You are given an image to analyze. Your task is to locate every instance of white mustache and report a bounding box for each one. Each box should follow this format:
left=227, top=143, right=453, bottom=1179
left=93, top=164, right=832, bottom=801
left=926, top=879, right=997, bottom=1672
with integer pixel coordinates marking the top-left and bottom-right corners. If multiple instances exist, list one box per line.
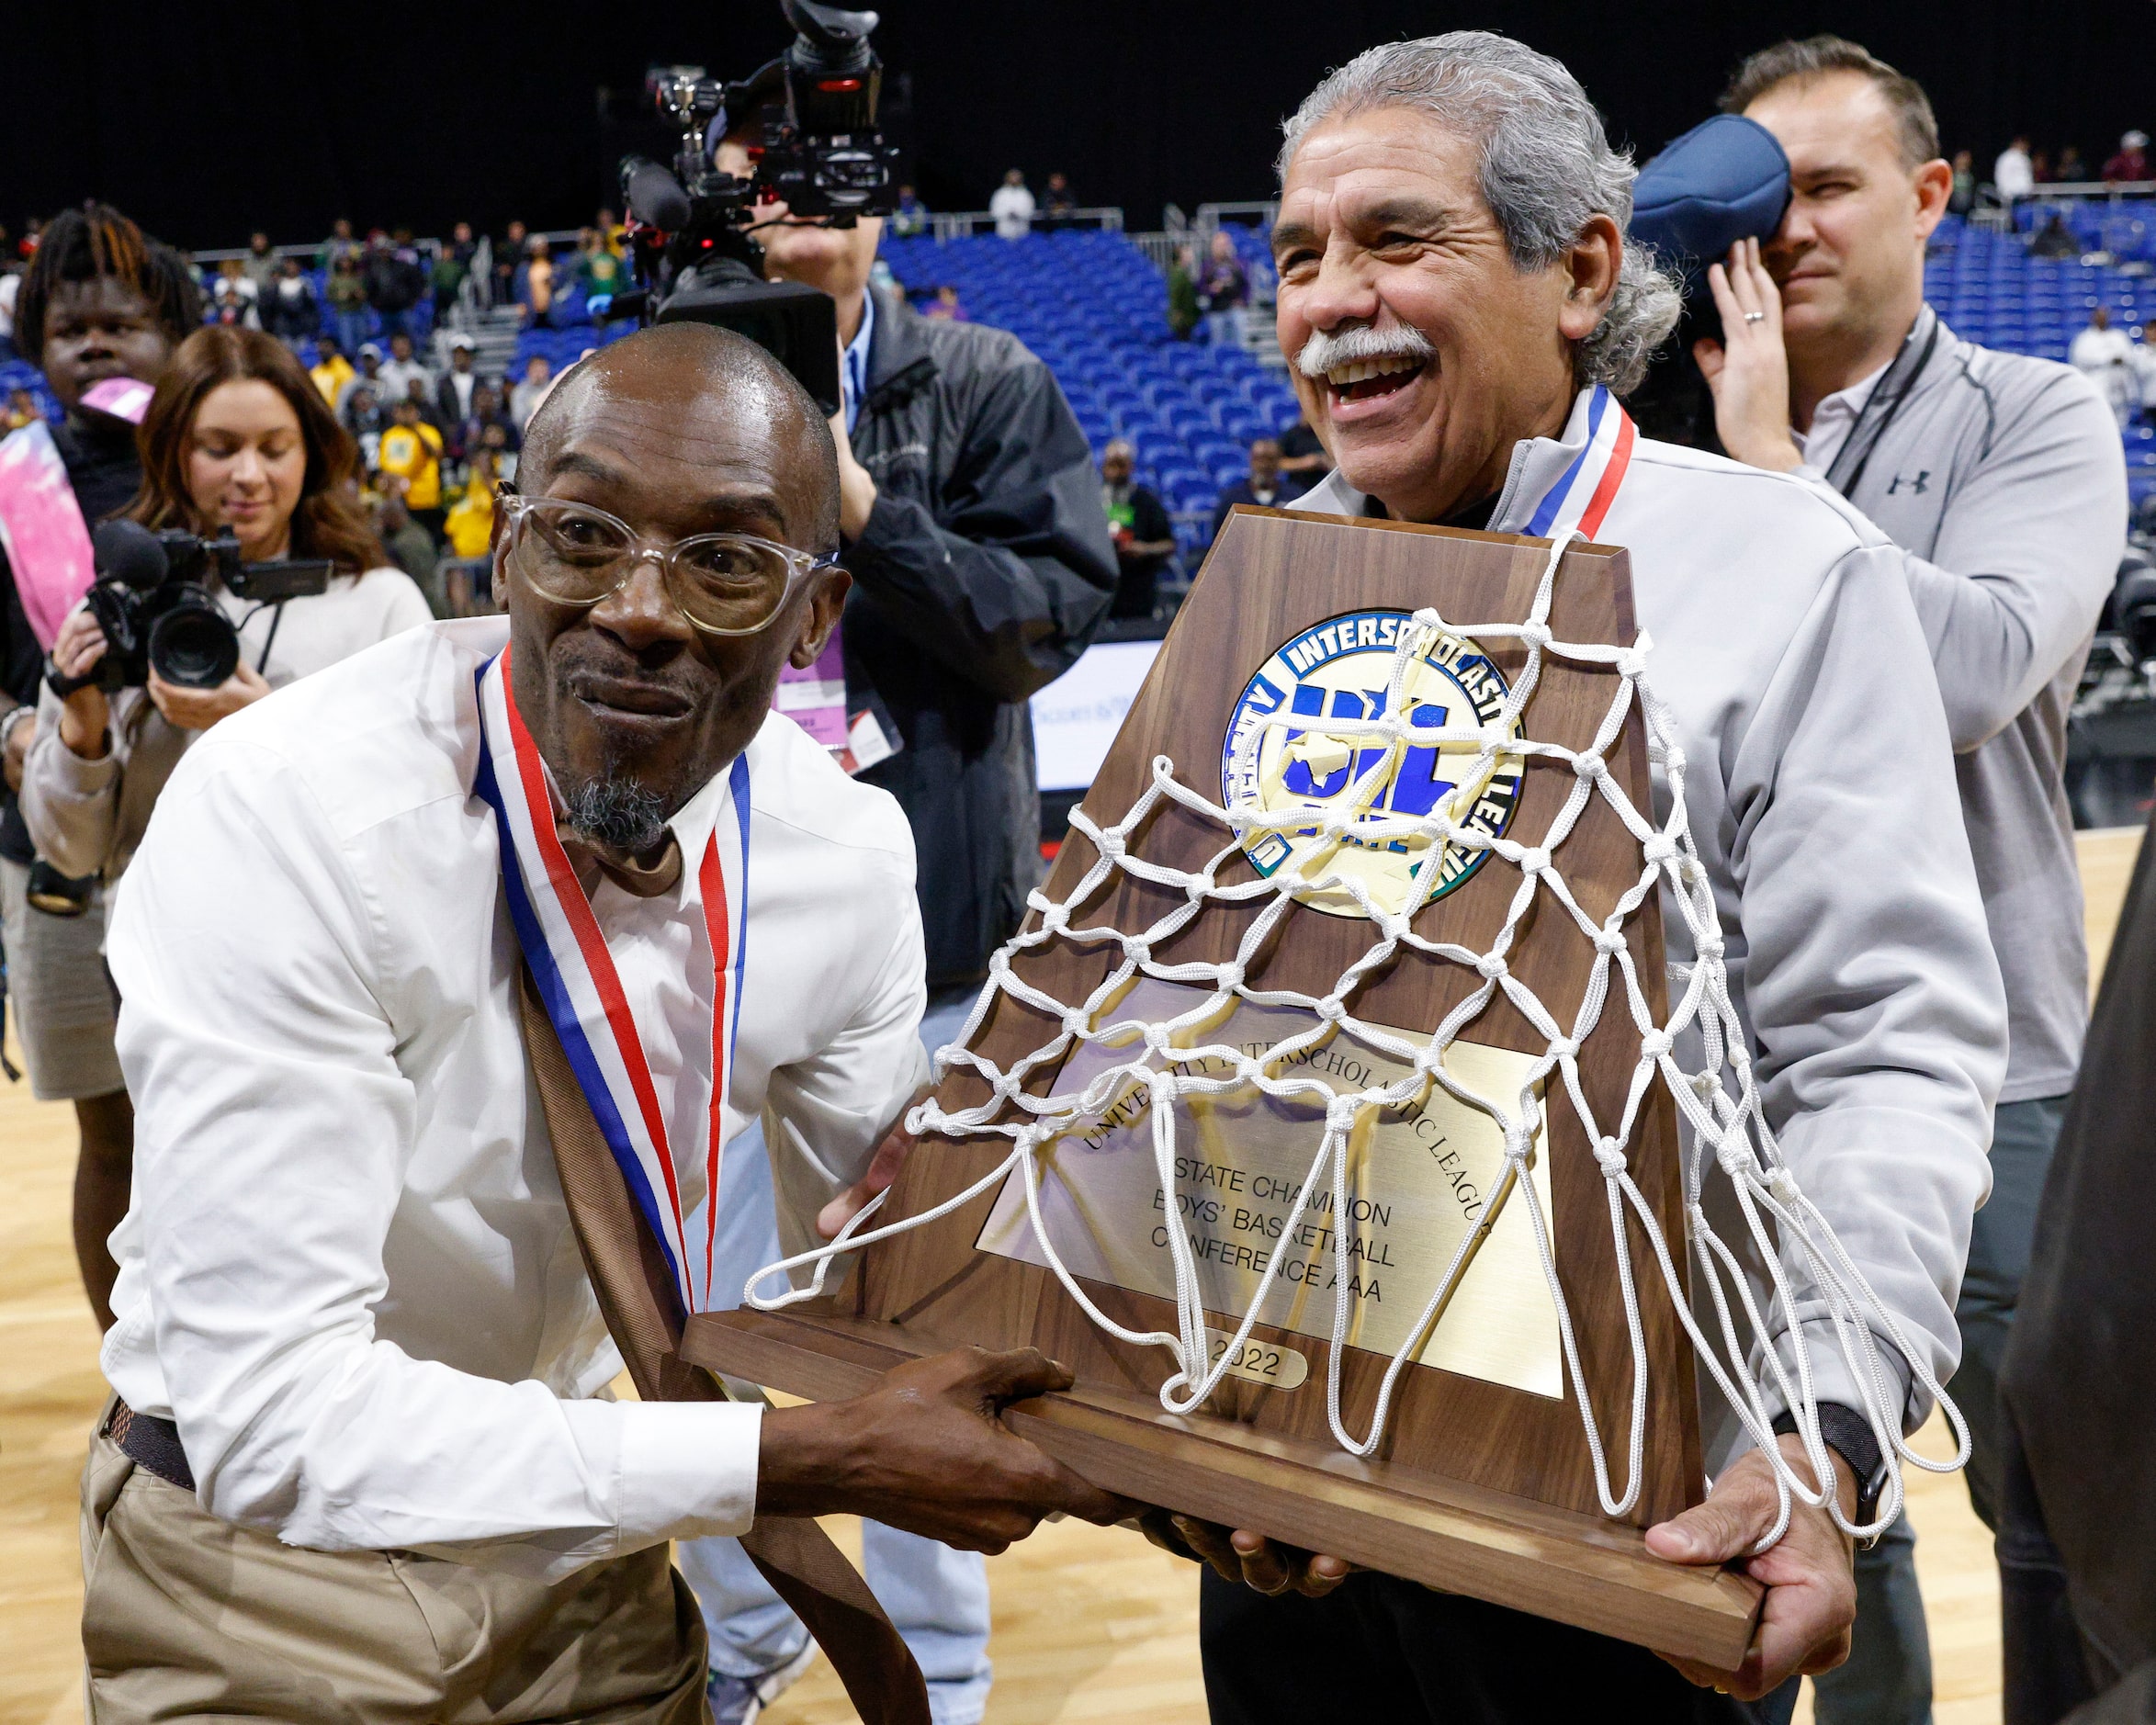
left=1295, top=323, right=1436, bottom=379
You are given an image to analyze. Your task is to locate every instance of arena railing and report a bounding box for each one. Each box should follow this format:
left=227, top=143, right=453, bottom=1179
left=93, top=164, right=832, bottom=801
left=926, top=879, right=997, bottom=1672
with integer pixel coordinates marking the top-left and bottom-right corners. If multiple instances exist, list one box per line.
left=927, top=206, right=1124, bottom=241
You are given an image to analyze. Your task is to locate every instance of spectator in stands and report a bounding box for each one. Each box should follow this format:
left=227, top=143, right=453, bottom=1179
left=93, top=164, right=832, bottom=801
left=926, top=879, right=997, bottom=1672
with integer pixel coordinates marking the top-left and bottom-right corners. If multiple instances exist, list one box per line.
left=433, top=220, right=476, bottom=305
left=1199, top=231, right=1250, bottom=347
left=676, top=119, right=1116, bottom=1725
left=891, top=184, right=930, bottom=238
left=315, top=218, right=358, bottom=271
left=342, top=385, right=385, bottom=468
left=1211, top=437, right=1288, bottom=536
left=241, top=231, right=278, bottom=292
left=2071, top=304, right=2139, bottom=428
left=2030, top=211, right=2080, bottom=259
left=372, top=491, right=442, bottom=614
left=210, top=258, right=260, bottom=330
left=376, top=330, right=433, bottom=409
left=6, top=387, right=37, bottom=431
left=493, top=219, right=527, bottom=306
left=435, top=331, right=480, bottom=427
left=1948, top=149, right=1976, bottom=215
left=307, top=333, right=354, bottom=406
left=922, top=284, right=969, bottom=321
left=509, top=353, right=552, bottom=430
left=325, top=252, right=368, bottom=356
left=442, top=445, right=500, bottom=561
left=1276, top=408, right=1331, bottom=496
left=449, top=382, right=518, bottom=466
left=378, top=396, right=446, bottom=544
left=515, top=235, right=556, bottom=328
left=0, top=270, right=18, bottom=361
left=0, top=209, right=200, bottom=1332
left=362, top=232, right=425, bottom=342
left=2056, top=144, right=2088, bottom=183
left=2031, top=148, right=2055, bottom=184
left=1994, top=134, right=2036, bottom=202
left=262, top=256, right=319, bottom=348
left=1043, top=171, right=1078, bottom=231
left=1168, top=243, right=1201, bottom=340
left=1705, top=39, right=2128, bottom=1723
left=573, top=226, right=623, bottom=298
left=990, top=168, right=1036, bottom=240
left=339, top=341, right=386, bottom=415
left=2103, top=130, right=2150, bottom=183
left=1101, top=439, right=1176, bottom=618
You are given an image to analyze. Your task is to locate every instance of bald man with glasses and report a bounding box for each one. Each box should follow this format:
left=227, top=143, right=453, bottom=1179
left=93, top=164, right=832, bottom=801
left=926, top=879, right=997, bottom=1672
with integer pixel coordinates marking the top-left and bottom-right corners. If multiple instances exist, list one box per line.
left=80, top=324, right=1123, bottom=1724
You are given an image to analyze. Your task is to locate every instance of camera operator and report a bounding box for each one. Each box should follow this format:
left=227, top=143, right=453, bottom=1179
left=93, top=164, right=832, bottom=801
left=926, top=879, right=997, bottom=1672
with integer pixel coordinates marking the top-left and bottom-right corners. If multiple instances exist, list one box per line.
left=672, top=128, right=1116, bottom=1725
left=21, top=327, right=430, bottom=1319
left=0, top=202, right=198, bottom=1335
left=1694, top=39, right=2128, bottom=1725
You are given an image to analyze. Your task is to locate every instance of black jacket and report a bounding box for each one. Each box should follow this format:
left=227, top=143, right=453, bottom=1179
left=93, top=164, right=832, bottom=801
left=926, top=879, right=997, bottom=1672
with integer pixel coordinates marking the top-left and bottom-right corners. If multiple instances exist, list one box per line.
left=844, top=287, right=1115, bottom=987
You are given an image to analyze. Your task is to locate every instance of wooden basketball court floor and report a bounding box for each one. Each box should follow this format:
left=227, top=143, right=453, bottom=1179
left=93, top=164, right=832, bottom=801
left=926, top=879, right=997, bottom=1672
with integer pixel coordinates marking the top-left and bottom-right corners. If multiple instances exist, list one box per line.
left=3, top=826, right=2143, bottom=1725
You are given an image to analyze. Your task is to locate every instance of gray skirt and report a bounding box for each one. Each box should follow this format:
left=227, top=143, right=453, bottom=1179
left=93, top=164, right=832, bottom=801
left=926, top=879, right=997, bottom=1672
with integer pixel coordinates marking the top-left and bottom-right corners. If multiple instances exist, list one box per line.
left=0, top=855, right=125, bottom=1102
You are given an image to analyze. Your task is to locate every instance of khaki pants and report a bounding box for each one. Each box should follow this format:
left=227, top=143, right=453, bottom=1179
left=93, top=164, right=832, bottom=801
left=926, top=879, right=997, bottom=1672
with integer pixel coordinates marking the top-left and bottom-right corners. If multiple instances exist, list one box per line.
left=80, top=1422, right=710, bottom=1723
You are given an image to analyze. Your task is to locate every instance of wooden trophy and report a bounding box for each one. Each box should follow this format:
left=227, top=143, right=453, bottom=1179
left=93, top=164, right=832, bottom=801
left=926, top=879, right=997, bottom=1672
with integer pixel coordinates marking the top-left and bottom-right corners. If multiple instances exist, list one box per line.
left=683, top=506, right=1763, bottom=1665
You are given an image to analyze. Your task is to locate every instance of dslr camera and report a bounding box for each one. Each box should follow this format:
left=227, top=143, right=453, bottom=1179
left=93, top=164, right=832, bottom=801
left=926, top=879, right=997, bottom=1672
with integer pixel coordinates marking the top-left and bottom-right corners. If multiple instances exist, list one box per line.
left=48, top=518, right=333, bottom=696
left=612, top=0, right=905, bottom=415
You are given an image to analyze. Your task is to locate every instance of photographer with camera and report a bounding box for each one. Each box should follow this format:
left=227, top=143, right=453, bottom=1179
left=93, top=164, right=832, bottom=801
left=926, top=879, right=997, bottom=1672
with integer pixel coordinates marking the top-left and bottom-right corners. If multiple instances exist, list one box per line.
left=21, top=327, right=430, bottom=1321
left=0, top=202, right=198, bottom=1335
left=1692, top=39, right=2128, bottom=1725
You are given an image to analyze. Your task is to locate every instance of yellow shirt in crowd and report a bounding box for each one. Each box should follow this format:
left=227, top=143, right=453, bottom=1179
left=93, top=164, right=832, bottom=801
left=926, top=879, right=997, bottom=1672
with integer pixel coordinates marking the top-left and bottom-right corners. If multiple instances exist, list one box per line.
left=310, top=354, right=355, bottom=407
left=443, top=475, right=495, bottom=558
left=378, top=422, right=444, bottom=510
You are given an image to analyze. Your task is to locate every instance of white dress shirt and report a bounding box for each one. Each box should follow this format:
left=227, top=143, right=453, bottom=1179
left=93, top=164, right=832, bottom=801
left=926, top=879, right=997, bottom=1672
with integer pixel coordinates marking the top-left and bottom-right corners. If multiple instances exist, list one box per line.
left=1298, top=390, right=2007, bottom=1470
left=102, top=617, right=929, bottom=1577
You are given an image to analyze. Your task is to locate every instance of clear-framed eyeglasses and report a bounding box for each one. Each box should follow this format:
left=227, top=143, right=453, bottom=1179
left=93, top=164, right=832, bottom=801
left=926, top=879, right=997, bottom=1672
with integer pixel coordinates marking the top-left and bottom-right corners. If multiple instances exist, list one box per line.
left=497, top=490, right=839, bottom=637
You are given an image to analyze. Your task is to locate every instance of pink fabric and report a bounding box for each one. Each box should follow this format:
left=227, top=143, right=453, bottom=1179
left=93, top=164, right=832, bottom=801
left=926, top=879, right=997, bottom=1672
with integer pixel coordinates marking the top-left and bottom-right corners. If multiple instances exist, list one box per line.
left=80, top=378, right=154, bottom=424
left=0, top=422, right=96, bottom=649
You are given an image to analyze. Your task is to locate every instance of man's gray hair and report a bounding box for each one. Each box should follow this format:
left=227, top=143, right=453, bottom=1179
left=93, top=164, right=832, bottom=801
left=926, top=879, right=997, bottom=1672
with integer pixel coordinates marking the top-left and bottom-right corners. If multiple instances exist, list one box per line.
left=1277, top=31, right=1681, bottom=396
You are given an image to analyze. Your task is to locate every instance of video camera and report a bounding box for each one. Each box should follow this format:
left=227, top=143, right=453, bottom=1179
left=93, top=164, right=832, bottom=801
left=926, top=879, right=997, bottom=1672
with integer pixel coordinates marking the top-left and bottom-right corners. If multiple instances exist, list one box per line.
left=610, top=0, right=905, bottom=416
left=48, top=518, right=333, bottom=696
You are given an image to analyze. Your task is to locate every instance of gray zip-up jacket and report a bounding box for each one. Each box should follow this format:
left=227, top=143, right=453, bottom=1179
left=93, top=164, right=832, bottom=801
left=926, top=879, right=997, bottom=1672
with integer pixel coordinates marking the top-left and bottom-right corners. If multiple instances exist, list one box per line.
left=1299, top=392, right=2006, bottom=1461
left=1797, top=306, right=2127, bottom=1103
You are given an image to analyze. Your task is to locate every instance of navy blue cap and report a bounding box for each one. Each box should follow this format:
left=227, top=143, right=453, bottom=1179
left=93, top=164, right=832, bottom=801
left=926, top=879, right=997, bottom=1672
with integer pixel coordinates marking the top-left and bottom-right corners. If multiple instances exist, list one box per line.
left=1630, top=115, right=1791, bottom=269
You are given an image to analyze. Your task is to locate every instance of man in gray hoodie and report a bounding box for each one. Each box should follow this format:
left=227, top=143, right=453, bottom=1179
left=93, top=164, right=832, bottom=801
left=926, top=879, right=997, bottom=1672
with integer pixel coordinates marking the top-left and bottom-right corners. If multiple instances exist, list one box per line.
left=1698, top=35, right=2129, bottom=1725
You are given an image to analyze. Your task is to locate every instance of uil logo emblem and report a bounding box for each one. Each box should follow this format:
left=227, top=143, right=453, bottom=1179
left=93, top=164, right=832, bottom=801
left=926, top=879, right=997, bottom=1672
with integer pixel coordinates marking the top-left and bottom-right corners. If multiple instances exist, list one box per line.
left=1219, top=609, right=1526, bottom=920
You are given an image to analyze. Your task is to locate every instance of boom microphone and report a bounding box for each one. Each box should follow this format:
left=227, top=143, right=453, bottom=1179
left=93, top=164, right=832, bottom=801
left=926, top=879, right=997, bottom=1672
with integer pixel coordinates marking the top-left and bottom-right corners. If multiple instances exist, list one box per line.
left=92, top=519, right=169, bottom=592
left=621, top=157, right=694, bottom=232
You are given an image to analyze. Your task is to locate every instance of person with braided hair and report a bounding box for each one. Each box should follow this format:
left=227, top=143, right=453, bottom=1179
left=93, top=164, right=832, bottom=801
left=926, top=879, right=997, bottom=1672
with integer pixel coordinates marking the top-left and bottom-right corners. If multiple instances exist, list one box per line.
left=0, top=201, right=198, bottom=1331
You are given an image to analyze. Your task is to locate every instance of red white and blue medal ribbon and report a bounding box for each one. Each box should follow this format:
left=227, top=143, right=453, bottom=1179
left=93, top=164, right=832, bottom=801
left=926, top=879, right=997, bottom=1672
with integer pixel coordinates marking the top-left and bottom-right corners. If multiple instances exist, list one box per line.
left=472, top=648, right=751, bottom=1315
left=1521, top=383, right=1636, bottom=541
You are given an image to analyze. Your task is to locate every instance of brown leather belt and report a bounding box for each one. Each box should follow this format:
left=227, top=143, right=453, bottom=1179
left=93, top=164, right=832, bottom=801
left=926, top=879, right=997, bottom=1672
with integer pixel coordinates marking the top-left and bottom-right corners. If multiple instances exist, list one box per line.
left=107, top=1399, right=196, bottom=1492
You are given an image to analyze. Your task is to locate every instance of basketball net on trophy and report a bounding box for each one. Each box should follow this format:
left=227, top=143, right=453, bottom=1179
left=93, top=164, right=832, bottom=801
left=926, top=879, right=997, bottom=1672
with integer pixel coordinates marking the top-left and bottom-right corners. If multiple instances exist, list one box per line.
left=748, top=526, right=1966, bottom=1552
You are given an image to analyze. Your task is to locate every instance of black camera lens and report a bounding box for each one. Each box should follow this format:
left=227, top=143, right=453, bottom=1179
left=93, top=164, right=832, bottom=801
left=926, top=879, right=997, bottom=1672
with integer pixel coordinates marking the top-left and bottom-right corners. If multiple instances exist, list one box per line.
left=148, top=599, right=242, bottom=689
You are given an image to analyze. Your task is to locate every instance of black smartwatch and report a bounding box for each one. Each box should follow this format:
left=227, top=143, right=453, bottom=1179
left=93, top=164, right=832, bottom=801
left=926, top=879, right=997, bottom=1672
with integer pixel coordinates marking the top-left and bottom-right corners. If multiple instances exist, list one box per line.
left=1770, top=1403, right=1890, bottom=1543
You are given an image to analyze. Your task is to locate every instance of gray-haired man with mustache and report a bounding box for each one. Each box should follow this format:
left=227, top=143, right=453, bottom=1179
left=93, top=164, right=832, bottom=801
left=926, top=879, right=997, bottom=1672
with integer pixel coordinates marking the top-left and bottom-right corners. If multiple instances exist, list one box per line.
left=1174, top=33, right=2007, bottom=1725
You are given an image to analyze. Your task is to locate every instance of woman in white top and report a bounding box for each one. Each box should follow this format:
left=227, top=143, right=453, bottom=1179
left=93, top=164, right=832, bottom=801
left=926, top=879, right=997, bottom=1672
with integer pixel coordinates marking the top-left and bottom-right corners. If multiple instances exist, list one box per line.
left=22, top=324, right=430, bottom=1331
left=26, top=324, right=433, bottom=885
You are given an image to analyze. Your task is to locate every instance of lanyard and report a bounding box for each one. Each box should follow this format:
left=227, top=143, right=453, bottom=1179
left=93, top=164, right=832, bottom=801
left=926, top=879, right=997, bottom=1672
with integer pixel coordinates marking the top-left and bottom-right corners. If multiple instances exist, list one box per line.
left=1824, top=311, right=1941, bottom=501
left=471, top=648, right=751, bottom=1314
left=1523, top=383, right=1639, bottom=542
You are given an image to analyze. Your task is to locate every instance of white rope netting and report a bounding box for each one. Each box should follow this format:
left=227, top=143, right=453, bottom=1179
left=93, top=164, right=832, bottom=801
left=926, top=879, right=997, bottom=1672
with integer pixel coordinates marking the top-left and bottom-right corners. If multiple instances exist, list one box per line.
left=748, top=532, right=1966, bottom=1546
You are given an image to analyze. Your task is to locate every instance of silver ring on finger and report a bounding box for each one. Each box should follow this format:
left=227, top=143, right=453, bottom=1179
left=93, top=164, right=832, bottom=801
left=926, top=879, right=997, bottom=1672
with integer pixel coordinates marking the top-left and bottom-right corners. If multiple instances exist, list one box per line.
left=1744, top=310, right=1766, bottom=323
